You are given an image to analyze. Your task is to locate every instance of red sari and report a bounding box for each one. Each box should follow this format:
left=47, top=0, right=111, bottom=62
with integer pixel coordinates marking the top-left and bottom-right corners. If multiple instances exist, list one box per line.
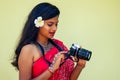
left=32, top=39, right=74, bottom=80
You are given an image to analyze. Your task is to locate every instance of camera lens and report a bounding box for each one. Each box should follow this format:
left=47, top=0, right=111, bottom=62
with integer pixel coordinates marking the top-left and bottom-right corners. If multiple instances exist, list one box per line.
left=77, top=48, right=92, bottom=61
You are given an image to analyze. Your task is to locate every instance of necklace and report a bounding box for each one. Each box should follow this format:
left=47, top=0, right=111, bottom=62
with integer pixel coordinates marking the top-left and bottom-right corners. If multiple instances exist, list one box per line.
left=38, top=41, right=53, bottom=53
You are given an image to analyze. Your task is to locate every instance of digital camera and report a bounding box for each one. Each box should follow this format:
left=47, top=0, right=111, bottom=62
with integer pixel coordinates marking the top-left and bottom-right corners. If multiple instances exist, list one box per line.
left=68, top=44, right=92, bottom=61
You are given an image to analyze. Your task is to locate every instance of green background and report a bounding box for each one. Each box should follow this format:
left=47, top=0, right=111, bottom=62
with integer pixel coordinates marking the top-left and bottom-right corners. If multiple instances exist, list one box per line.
left=0, top=0, right=120, bottom=80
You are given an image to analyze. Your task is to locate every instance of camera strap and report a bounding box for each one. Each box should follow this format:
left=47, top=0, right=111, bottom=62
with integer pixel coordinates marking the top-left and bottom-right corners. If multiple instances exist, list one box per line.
left=35, top=39, right=64, bottom=66
left=48, top=39, right=73, bottom=66
left=48, top=39, right=63, bottom=51
left=35, top=41, right=51, bottom=65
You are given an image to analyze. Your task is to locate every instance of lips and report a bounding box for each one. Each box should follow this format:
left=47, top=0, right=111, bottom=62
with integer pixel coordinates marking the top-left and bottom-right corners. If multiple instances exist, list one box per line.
left=49, top=32, right=55, bottom=36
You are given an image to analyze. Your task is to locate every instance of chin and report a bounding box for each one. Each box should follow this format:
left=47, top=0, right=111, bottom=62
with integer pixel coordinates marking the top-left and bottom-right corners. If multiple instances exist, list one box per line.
left=48, top=36, right=53, bottom=39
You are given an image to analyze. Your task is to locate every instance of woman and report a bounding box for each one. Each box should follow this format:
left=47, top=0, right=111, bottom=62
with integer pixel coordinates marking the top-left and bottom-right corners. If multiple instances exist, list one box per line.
left=11, top=2, right=86, bottom=80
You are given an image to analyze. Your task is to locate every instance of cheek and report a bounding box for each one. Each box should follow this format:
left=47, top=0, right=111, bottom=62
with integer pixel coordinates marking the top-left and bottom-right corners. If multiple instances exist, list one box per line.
left=43, top=25, right=50, bottom=30
left=39, top=28, right=44, bottom=34
left=39, top=27, right=50, bottom=34
left=40, top=26, right=48, bottom=31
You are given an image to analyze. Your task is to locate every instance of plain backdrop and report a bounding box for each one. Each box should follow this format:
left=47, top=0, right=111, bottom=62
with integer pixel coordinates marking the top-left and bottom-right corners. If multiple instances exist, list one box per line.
left=0, top=0, right=120, bottom=80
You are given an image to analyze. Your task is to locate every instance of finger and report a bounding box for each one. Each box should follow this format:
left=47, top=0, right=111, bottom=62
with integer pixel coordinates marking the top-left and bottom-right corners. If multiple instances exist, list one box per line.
left=60, top=54, right=65, bottom=62
left=78, top=59, right=86, bottom=65
left=59, top=51, right=68, bottom=54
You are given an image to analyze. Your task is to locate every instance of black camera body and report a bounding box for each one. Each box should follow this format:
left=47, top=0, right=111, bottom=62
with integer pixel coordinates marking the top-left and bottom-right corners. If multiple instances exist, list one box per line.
left=68, top=44, right=92, bottom=61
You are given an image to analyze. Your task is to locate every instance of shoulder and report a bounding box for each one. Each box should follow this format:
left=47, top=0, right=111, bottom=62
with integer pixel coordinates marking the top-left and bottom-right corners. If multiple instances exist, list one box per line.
left=21, top=44, right=34, bottom=53
left=19, top=44, right=34, bottom=59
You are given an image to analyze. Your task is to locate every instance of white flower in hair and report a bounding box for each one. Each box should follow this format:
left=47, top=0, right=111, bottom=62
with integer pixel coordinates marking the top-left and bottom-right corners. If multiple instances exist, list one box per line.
left=34, top=16, right=44, bottom=28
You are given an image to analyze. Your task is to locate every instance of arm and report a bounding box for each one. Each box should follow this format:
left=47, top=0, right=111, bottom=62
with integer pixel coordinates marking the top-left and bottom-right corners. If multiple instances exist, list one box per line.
left=18, top=44, right=66, bottom=80
left=18, top=45, right=52, bottom=80
left=18, top=45, right=33, bottom=80
left=70, top=59, right=86, bottom=80
left=61, top=43, right=86, bottom=80
left=33, top=51, right=67, bottom=80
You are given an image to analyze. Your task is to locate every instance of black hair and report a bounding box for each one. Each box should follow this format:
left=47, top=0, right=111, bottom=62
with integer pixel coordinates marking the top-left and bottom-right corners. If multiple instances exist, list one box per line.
left=11, top=2, right=60, bottom=69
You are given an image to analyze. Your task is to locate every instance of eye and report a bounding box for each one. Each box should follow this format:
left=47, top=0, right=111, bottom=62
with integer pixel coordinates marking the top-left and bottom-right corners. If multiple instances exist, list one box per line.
left=47, top=23, right=53, bottom=27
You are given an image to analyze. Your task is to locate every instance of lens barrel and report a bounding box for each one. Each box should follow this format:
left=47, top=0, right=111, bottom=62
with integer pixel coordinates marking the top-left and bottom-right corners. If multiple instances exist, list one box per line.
left=77, top=48, right=92, bottom=61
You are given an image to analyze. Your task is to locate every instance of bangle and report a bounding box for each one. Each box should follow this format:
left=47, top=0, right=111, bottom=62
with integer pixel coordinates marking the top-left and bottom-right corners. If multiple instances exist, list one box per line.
left=48, top=69, right=53, bottom=74
left=48, top=66, right=54, bottom=74
left=47, top=53, right=61, bottom=74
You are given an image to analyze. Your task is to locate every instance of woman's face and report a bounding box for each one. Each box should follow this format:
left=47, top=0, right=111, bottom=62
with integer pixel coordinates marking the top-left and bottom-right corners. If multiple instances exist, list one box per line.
left=38, top=16, right=59, bottom=39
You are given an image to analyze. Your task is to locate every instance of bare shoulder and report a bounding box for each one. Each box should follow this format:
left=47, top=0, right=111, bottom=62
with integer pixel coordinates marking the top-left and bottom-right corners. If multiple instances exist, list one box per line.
left=18, top=44, right=35, bottom=78
left=21, top=44, right=33, bottom=51
left=19, top=44, right=34, bottom=60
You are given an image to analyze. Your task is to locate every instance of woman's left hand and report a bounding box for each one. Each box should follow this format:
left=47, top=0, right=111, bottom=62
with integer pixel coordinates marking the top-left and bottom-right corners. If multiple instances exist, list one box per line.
left=73, top=56, right=86, bottom=68
left=76, top=59, right=86, bottom=68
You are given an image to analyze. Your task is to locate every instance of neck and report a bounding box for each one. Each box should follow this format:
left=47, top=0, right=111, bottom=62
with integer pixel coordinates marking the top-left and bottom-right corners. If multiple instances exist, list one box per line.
left=37, top=39, right=49, bottom=46
left=37, top=36, right=49, bottom=46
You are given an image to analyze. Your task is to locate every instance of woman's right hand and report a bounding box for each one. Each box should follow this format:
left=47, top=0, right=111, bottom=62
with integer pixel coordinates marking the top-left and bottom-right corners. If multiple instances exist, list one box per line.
left=49, top=51, right=67, bottom=73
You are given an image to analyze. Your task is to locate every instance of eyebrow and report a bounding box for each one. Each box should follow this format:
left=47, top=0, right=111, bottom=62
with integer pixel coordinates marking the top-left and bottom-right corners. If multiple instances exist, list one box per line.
left=47, top=21, right=59, bottom=24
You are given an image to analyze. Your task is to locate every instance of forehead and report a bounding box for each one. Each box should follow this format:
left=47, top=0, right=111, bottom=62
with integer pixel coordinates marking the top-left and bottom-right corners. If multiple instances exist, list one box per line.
left=45, top=16, right=59, bottom=23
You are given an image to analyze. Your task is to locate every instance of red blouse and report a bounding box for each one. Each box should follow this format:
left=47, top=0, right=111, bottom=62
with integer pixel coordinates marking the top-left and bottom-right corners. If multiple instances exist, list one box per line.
left=32, top=39, right=74, bottom=80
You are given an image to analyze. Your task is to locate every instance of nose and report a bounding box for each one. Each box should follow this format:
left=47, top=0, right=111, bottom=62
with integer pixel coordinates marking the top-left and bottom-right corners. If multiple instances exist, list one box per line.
left=52, top=25, right=57, bottom=31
